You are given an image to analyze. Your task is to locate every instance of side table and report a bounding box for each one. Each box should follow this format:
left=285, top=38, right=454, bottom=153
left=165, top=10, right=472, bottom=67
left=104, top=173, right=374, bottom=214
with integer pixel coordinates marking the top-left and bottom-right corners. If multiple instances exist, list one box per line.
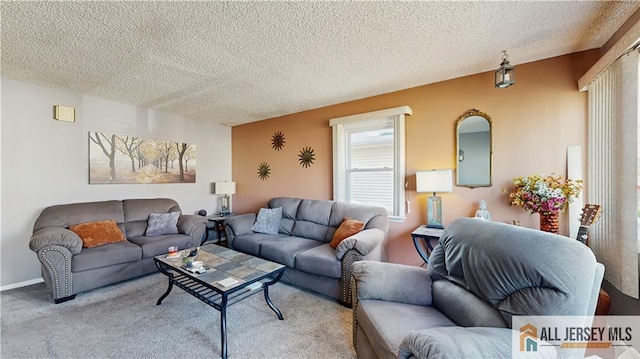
left=411, top=225, right=444, bottom=264
left=207, top=214, right=234, bottom=244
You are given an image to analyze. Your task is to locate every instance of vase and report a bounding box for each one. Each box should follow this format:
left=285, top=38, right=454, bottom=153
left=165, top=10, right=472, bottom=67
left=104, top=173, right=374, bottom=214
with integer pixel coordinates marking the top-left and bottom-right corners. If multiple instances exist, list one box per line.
left=539, top=212, right=559, bottom=234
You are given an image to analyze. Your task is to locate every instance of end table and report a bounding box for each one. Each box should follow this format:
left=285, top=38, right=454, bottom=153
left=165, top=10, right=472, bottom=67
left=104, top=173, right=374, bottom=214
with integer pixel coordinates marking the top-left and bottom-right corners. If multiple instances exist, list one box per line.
left=207, top=214, right=234, bottom=244
left=411, top=225, right=444, bottom=264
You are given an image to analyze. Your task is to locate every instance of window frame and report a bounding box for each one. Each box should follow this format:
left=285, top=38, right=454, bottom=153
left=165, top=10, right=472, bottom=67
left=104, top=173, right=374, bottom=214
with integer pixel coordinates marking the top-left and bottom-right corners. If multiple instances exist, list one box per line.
left=329, top=106, right=411, bottom=221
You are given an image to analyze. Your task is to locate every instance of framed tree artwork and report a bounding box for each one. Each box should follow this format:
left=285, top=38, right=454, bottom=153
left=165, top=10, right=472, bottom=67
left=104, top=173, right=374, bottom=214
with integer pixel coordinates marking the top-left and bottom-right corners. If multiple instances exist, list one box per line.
left=88, top=132, right=196, bottom=184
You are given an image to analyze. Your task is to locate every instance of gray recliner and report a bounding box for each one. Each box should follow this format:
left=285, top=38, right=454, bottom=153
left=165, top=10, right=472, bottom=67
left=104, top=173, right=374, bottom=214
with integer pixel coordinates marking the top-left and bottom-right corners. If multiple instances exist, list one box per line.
left=351, top=217, right=605, bottom=359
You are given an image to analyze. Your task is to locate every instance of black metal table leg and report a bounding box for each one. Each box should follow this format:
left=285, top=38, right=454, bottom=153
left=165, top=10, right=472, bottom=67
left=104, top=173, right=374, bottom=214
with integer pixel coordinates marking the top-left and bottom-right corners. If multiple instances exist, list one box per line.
left=412, top=235, right=431, bottom=264
left=263, top=271, right=284, bottom=320
left=220, top=294, right=228, bottom=359
left=156, top=280, right=174, bottom=305
left=155, top=261, right=175, bottom=305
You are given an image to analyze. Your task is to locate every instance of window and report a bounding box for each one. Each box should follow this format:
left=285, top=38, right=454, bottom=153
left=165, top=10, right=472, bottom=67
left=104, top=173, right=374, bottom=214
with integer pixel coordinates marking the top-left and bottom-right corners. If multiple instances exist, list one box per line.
left=330, top=106, right=411, bottom=221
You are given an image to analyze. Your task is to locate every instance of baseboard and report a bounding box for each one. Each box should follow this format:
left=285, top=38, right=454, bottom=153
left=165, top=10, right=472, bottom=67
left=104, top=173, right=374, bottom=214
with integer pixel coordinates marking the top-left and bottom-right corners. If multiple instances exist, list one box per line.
left=0, top=277, right=44, bottom=292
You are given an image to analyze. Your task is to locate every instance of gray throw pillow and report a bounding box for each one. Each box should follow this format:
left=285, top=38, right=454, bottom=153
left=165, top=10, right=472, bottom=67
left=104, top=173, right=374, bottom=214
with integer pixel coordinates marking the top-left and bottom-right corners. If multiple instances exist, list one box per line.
left=251, top=207, right=282, bottom=235
left=146, top=211, right=181, bottom=236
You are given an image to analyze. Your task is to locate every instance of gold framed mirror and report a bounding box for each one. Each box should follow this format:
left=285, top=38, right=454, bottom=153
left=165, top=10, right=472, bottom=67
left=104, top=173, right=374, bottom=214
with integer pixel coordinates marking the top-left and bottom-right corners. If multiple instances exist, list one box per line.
left=455, top=109, right=492, bottom=188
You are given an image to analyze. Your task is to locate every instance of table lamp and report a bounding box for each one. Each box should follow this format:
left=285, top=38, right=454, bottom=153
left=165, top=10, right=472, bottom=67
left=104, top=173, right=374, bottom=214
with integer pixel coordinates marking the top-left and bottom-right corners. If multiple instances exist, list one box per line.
left=416, top=169, right=453, bottom=228
left=214, top=181, right=236, bottom=216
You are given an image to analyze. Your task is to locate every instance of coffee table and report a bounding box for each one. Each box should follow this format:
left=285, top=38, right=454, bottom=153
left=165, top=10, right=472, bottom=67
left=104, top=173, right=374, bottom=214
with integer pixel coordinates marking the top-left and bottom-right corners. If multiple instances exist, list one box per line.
left=154, top=244, right=285, bottom=359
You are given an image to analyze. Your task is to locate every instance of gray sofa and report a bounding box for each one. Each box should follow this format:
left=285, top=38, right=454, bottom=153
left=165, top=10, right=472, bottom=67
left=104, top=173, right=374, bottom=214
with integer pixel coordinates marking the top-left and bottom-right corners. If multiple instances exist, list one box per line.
left=351, top=217, right=605, bottom=359
left=224, top=197, right=388, bottom=306
left=29, top=198, right=207, bottom=303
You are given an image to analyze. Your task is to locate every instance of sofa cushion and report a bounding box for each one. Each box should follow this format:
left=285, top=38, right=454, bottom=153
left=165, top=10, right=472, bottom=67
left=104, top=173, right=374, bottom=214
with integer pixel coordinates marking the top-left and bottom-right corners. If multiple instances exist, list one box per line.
left=357, top=300, right=456, bottom=359
left=330, top=217, right=365, bottom=249
left=34, top=200, right=125, bottom=233
left=327, top=201, right=389, bottom=241
left=125, top=221, right=148, bottom=238
left=146, top=211, right=180, bottom=236
left=123, top=198, right=181, bottom=236
left=69, top=220, right=126, bottom=248
left=259, top=236, right=323, bottom=267
left=295, top=244, right=341, bottom=279
left=251, top=207, right=282, bottom=235
left=268, top=197, right=302, bottom=235
left=292, top=199, right=333, bottom=242
left=128, top=234, right=193, bottom=258
left=71, top=241, right=142, bottom=272
left=123, top=198, right=181, bottom=222
left=232, top=233, right=290, bottom=256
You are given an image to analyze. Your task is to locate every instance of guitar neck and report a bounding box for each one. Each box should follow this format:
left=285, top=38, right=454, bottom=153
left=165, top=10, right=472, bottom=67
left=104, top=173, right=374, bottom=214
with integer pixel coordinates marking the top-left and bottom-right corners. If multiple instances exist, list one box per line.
left=576, top=225, right=589, bottom=245
left=576, top=204, right=601, bottom=246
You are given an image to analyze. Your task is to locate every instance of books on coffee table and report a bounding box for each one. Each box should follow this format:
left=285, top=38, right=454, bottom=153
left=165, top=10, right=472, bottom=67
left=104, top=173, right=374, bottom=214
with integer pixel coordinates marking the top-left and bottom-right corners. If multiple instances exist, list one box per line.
left=217, top=277, right=239, bottom=287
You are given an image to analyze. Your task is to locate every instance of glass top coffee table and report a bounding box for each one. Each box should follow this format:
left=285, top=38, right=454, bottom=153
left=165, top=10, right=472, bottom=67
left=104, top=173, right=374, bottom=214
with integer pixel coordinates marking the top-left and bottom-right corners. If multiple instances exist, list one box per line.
left=154, top=244, right=285, bottom=359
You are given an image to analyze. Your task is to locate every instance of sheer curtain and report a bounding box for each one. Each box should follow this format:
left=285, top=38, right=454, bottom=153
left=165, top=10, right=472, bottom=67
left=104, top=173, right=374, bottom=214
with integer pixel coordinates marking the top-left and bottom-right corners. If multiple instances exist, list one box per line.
left=587, top=49, right=639, bottom=299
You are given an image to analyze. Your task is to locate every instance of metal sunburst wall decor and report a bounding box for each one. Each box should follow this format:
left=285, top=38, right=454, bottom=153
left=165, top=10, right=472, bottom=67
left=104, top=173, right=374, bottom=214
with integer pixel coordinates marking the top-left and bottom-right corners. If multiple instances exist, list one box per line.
left=298, top=146, right=315, bottom=168
left=271, top=131, right=286, bottom=151
left=257, top=162, right=271, bottom=181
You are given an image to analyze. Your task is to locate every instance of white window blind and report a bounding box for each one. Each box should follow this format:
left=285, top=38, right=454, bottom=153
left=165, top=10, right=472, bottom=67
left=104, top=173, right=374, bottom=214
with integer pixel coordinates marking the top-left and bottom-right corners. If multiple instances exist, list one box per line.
left=587, top=49, right=639, bottom=299
left=347, top=122, right=394, bottom=210
left=330, top=106, right=411, bottom=221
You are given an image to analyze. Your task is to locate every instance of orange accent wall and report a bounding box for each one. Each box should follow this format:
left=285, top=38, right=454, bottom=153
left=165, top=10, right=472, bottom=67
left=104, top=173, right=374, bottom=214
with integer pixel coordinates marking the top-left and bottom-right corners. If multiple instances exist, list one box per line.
left=232, top=50, right=599, bottom=266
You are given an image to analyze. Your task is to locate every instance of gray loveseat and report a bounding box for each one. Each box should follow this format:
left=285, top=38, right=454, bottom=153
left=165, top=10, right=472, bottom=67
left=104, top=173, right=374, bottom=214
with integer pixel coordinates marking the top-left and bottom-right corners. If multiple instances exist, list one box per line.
left=351, top=217, right=605, bottom=359
left=29, top=198, right=207, bottom=303
left=224, top=197, right=388, bottom=306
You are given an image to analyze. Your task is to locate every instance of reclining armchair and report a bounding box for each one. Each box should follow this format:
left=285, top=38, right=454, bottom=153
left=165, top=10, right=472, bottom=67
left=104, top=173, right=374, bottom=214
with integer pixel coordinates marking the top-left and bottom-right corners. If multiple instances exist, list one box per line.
left=351, top=218, right=604, bottom=358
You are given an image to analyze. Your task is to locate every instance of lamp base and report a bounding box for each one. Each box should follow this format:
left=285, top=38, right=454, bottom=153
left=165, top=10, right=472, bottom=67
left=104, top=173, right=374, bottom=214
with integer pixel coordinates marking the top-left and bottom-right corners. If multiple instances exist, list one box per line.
left=426, top=195, right=444, bottom=229
left=219, top=195, right=231, bottom=217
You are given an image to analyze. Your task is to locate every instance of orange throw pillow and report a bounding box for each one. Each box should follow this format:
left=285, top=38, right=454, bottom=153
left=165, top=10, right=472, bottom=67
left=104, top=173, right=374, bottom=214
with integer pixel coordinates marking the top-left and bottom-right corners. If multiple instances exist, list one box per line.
left=69, top=220, right=126, bottom=248
left=330, top=217, right=365, bottom=249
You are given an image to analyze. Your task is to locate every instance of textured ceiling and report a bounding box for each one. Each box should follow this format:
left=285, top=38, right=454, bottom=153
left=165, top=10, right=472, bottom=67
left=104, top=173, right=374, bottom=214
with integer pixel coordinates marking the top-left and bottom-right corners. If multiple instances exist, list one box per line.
left=2, top=1, right=639, bottom=126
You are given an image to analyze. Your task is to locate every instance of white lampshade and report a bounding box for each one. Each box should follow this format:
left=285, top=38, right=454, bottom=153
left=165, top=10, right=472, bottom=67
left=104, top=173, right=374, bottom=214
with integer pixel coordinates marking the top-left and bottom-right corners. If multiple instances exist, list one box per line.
left=214, top=181, right=236, bottom=195
left=416, top=170, right=453, bottom=193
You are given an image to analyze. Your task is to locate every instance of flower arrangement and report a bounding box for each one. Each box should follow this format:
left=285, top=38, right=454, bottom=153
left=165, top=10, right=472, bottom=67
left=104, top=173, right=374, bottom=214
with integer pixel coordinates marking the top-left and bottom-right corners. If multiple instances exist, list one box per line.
left=504, top=174, right=583, bottom=215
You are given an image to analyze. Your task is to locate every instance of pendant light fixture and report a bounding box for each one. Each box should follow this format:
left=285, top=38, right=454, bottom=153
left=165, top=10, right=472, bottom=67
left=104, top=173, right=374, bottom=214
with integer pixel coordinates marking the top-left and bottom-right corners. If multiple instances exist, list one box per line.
left=495, top=50, right=515, bottom=88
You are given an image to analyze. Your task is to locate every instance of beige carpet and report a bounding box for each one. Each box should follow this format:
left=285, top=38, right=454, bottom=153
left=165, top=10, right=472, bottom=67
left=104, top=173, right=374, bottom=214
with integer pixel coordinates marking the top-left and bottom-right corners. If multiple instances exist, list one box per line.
left=0, top=273, right=355, bottom=359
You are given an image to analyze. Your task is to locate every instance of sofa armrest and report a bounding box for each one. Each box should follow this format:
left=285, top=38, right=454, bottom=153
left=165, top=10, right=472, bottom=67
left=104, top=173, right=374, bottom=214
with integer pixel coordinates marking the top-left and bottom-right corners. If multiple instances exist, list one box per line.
left=29, top=227, right=83, bottom=255
left=177, top=214, right=207, bottom=243
left=177, top=214, right=206, bottom=233
left=351, top=261, right=432, bottom=306
left=225, top=214, right=256, bottom=237
left=335, top=228, right=384, bottom=260
left=398, top=327, right=528, bottom=359
left=35, top=245, right=75, bottom=301
left=224, top=214, right=256, bottom=248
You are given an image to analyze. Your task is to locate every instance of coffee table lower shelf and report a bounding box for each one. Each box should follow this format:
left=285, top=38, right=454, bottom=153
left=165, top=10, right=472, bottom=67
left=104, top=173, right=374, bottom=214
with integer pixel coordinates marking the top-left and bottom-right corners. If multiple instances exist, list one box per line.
left=154, top=261, right=284, bottom=359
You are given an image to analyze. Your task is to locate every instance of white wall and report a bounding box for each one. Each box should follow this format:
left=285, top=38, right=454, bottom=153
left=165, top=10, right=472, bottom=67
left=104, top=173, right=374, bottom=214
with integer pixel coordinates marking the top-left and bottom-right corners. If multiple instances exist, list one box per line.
left=0, top=78, right=232, bottom=287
